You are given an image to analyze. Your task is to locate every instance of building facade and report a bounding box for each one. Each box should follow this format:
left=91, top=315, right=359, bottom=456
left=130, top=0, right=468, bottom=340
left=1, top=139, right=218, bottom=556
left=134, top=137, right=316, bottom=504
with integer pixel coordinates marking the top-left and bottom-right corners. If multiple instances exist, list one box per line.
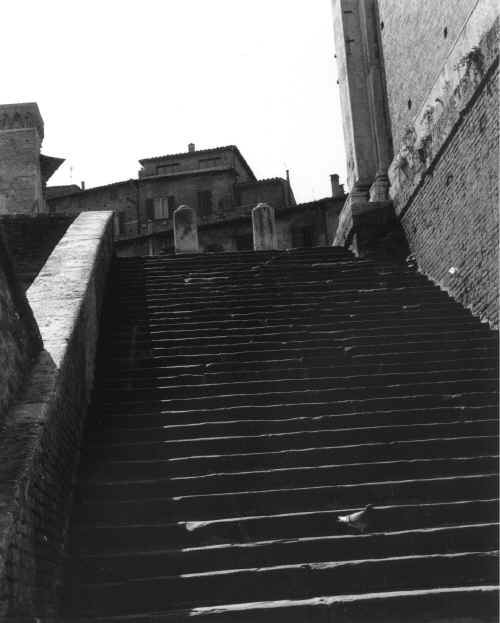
left=48, top=144, right=346, bottom=255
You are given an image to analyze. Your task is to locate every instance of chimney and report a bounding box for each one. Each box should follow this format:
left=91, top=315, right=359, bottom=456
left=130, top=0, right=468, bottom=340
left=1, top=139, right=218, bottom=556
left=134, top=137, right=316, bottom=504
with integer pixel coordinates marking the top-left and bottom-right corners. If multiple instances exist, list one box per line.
left=81, top=180, right=85, bottom=191
left=330, top=173, right=344, bottom=198
left=188, top=143, right=195, bottom=153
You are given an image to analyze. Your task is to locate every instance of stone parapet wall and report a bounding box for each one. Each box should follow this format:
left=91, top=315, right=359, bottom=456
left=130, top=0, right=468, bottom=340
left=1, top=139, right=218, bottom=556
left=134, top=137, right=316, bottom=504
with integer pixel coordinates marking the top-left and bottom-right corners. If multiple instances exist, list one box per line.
left=0, top=211, right=114, bottom=619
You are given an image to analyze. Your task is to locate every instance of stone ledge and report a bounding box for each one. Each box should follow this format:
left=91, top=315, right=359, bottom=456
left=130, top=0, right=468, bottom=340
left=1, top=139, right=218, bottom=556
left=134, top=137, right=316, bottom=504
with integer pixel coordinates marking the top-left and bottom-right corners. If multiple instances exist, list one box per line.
left=0, top=211, right=113, bottom=618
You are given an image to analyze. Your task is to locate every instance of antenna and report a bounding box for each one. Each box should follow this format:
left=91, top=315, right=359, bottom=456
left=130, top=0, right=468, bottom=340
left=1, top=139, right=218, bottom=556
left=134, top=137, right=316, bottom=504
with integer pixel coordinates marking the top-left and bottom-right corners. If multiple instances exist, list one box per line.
left=69, top=164, right=74, bottom=183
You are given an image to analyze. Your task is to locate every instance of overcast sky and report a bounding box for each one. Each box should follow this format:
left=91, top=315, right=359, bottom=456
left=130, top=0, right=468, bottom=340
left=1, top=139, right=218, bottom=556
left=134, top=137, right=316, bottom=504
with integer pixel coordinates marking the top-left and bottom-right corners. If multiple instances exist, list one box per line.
left=2, top=0, right=346, bottom=204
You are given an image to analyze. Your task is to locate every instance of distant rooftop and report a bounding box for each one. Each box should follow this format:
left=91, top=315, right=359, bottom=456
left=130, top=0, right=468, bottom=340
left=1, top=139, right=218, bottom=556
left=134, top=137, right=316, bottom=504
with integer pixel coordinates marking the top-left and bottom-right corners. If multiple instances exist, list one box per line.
left=139, top=145, right=256, bottom=181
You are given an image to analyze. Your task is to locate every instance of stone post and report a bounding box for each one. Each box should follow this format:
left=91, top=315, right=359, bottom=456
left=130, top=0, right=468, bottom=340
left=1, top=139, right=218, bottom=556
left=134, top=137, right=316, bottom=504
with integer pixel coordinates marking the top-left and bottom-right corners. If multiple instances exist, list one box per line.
left=174, top=205, right=199, bottom=254
left=252, top=203, right=277, bottom=251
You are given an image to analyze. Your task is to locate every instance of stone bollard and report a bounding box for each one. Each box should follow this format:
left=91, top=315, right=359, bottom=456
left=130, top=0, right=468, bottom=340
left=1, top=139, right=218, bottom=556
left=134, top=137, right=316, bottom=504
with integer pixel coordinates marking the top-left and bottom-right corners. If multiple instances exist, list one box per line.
left=174, top=205, right=199, bottom=254
left=252, top=202, right=277, bottom=251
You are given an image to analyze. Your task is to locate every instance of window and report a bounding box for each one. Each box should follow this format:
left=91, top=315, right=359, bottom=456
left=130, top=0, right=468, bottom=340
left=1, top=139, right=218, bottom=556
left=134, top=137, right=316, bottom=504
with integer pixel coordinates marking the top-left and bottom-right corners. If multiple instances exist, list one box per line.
left=154, top=198, right=172, bottom=220
left=198, top=190, right=213, bottom=217
left=199, top=157, right=221, bottom=168
left=145, top=198, right=154, bottom=220
left=157, top=163, right=180, bottom=175
left=168, top=195, right=176, bottom=213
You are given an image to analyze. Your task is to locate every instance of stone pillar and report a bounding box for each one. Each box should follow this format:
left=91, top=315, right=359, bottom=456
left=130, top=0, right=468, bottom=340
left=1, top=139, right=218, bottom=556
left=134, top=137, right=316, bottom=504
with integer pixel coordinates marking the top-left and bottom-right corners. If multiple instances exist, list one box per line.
left=252, top=203, right=277, bottom=251
left=174, top=205, right=199, bottom=254
left=359, top=0, right=392, bottom=202
left=332, top=0, right=392, bottom=203
left=0, top=103, right=45, bottom=215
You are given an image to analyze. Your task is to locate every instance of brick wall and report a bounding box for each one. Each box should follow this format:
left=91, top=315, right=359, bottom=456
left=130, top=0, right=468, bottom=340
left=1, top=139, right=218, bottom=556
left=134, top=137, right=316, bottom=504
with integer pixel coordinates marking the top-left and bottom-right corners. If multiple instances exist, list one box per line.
left=375, top=1, right=499, bottom=326
left=400, top=60, right=499, bottom=326
left=0, top=215, right=74, bottom=289
left=0, top=229, right=42, bottom=420
left=378, top=0, right=476, bottom=152
left=0, top=212, right=114, bottom=619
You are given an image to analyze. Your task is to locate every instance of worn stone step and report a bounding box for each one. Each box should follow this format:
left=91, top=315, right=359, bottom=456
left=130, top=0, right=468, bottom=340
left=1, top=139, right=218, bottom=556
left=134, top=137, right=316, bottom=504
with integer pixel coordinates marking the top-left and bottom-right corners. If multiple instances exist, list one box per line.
left=72, top=522, right=499, bottom=584
left=97, top=393, right=496, bottom=426
left=114, top=284, right=444, bottom=307
left=85, top=412, right=497, bottom=449
left=106, top=326, right=493, bottom=352
left=107, top=306, right=478, bottom=336
left=87, top=407, right=497, bottom=448
left=106, top=297, right=476, bottom=323
left=105, top=344, right=497, bottom=373
left=112, top=294, right=460, bottom=319
left=70, top=498, right=499, bottom=555
left=63, top=585, right=500, bottom=623
left=100, top=357, right=497, bottom=386
left=72, top=472, right=499, bottom=524
left=97, top=379, right=498, bottom=416
left=105, top=315, right=492, bottom=342
left=84, top=421, right=498, bottom=460
left=77, top=455, right=498, bottom=500
left=97, top=368, right=497, bottom=401
left=65, top=550, right=498, bottom=616
left=81, top=435, right=498, bottom=483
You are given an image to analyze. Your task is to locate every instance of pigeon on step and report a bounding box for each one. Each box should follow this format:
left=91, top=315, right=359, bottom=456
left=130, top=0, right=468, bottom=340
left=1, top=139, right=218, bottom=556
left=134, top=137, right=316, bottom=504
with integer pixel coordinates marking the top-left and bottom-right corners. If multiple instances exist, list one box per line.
left=337, top=504, right=374, bottom=532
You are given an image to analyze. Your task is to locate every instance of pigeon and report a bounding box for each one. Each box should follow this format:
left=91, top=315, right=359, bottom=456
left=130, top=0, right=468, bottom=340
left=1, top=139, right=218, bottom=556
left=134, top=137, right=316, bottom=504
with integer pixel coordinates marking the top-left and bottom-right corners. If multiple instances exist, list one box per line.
left=337, top=504, right=374, bottom=532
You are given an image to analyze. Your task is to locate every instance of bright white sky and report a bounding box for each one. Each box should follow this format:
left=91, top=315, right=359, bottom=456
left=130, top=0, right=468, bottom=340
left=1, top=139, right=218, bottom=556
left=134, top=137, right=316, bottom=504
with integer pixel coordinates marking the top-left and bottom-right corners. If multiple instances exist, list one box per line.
left=2, top=0, right=346, bottom=204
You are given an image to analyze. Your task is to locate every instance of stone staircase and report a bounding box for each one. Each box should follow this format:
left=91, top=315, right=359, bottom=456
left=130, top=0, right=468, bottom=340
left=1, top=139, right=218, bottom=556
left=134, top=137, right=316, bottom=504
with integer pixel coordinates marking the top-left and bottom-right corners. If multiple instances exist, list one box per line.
left=62, top=247, right=499, bottom=622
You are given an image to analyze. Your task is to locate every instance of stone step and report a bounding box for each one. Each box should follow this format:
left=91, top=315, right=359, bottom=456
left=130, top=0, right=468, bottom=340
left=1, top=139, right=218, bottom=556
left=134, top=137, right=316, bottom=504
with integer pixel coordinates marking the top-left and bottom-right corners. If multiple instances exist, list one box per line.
left=111, top=292, right=457, bottom=316
left=65, top=550, right=498, bottom=617
left=97, top=392, right=496, bottom=425
left=85, top=411, right=497, bottom=447
left=113, top=282, right=442, bottom=304
left=97, top=368, right=497, bottom=400
left=72, top=522, right=498, bottom=584
left=71, top=498, right=499, bottom=554
left=87, top=403, right=496, bottom=440
left=62, top=586, right=500, bottom=623
left=106, top=325, right=493, bottom=351
left=99, top=357, right=497, bottom=385
left=77, top=454, right=498, bottom=500
left=104, top=344, right=497, bottom=372
left=105, top=315, right=491, bottom=341
left=71, top=472, right=499, bottom=524
left=96, top=379, right=498, bottom=416
left=81, top=435, right=498, bottom=481
left=105, top=305, right=478, bottom=333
